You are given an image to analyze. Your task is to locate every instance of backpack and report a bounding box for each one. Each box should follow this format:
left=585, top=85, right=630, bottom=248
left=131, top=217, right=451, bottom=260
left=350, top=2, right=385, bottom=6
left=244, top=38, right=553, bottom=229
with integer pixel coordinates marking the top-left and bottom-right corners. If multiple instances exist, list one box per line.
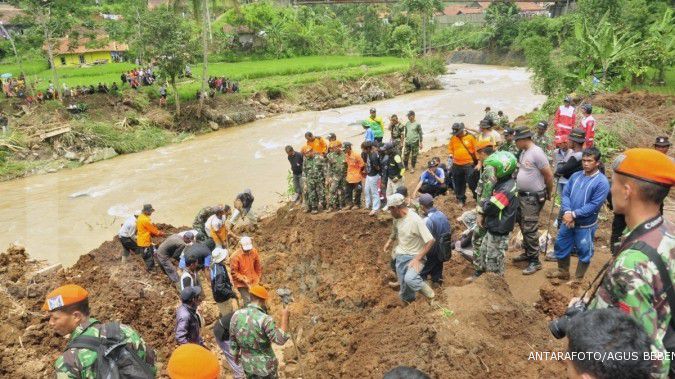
left=66, top=322, right=155, bottom=379
left=437, top=231, right=453, bottom=262
left=634, top=241, right=675, bottom=377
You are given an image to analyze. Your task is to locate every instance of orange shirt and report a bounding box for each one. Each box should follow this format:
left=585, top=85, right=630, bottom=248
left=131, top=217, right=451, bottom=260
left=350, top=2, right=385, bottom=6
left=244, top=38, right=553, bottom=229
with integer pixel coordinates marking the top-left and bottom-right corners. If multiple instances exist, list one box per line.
left=230, top=248, right=262, bottom=288
left=136, top=213, right=161, bottom=247
left=447, top=134, right=478, bottom=166
left=308, top=137, right=328, bottom=154
left=345, top=151, right=365, bottom=184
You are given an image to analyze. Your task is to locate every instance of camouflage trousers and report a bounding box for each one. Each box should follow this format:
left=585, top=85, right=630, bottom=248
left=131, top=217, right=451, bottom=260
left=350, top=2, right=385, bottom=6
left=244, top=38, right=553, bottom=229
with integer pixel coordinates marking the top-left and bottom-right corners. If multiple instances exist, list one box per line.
left=475, top=231, right=509, bottom=275
left=403, top=142, right=420, bottom=169
left=471, top=226, right=486, bottom=272
left=328, top=177, right=346, bottom=209
left=303, top=174, right=325, bottom=210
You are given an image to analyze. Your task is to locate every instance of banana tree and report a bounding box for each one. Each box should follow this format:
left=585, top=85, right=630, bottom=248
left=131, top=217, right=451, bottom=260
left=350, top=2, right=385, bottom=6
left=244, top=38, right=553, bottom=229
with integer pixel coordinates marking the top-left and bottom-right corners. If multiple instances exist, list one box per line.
left=574, top=12, right=640, bottom=81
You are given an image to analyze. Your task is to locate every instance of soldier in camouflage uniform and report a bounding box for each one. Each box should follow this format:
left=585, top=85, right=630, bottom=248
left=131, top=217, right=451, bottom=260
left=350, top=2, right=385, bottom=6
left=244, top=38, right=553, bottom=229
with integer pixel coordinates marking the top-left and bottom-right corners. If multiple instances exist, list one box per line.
left=496, top=110, right=509, bottom=129
left=499, top=127, right=520, bottom=157
left=230, top=285, right=290, bottom=379
left=325, top=140, right=347, bottom=211
left=467, top=141, right=497, bottom=280
left=192, top=205, right=218, bottom=244
left=584, top=149, right=675, bottom=377
left=302, top=146, right=324, bottom=214
left=403, top=110, right=423, bottom=172
left=389, top=114, right=405, bottom=155
left=44, top=284, right=156, bottom=378
left=533, top=121, right=552, bottom=159
left=484, top=107, right=497, bottom=125
left=473, top=151, right=518, bottom=279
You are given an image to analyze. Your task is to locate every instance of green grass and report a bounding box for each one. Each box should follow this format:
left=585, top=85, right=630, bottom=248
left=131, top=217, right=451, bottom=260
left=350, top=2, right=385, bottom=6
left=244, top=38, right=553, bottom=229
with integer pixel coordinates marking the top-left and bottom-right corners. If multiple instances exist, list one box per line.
left=0, top=159, right=45, bottom=181
left=0, top=56, right=409, bottom=100
left=629, top=67, right=675, bottom=95
left=76, top=120, right=180, bottom=154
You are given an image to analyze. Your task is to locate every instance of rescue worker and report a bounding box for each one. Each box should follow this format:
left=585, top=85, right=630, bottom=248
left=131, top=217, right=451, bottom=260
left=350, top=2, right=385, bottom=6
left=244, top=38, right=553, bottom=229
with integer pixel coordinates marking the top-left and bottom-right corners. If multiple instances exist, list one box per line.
left=579, top=104, right=596, bottom=148
left=211, top=247, right=237, bottom=316
left=466, top=140, right=497, bottom=282
left=136, top=203, right=165, bottom=272
left=365, top=108, right=385, bottom=145
left=533, top=121, right=552, bottom=157
left=448, top=122, right=478, bottom=207
left=229, top=285, right=290, bottom=379
left=285, top=145, right=303, bottom=203
left=326, top=140, right=347, bottom=212
left=389, top=114, right=405, bottom=155
left=654, top=136, right=671, bottom=156
left=403, top=110, right=423, bottom=173
left=118, top=210, right=140, bottom=262
left=230, top=236, right=262, bottom=305
left=302, top=145, right=324, bottom=214
left=418, top=194, right=451, bottom=287
left=477, top=119, right=501, bottom=147
left=496, top=110, right=509, bottom=128
left=230, top=189, right=255, bottom=226
left=553, top=96, right=576, bottom=146
left=472, top=151, right=519, bottom=279
left=547, top=147, right=609, bottom=283
left=175, top=286, right=204, bottom=346
left=304, top=132, right=327, bottom=155
left=167, top=343, right=219, bottom=379
left=192, top=205, right=219, bottom=244
left=583, top=148, right=675, bottom=377
left=382, top=142, right=404, bottom=210
left=156, top=231, right=194, bottom=284
left=45, top=284, right=156, bottom=377
left=499, top=127, right=519, bottom=156
left=206, top=205, right=238, bottom=249
left=483, top=107, right=497, bottom=124
left=344, top=142, right=365, bottom=209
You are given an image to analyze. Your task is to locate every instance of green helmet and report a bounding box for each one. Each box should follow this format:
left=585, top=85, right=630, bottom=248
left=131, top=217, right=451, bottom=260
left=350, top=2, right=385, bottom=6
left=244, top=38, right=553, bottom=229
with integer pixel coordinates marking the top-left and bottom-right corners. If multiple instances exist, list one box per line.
left=484, top=151, right=517, bottom=179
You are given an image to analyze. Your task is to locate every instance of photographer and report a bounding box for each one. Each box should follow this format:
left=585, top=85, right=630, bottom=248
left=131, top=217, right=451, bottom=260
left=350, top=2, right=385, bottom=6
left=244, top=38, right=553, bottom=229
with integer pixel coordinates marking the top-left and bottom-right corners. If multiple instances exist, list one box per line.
left=567, top=149, right=674, bottom=377
left=566, top=309, right=652, bottom=379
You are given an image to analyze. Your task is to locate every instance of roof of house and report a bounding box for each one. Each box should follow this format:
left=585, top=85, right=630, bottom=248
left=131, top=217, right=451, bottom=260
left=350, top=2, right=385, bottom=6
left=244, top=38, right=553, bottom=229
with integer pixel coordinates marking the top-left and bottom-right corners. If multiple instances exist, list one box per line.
left=0, top=3, right=25, bottom=24
left=48, top=37, right=128, bottom=55
left=442, top=5, right=485, bottom=16
left=477, top=1, right=546, bottom=12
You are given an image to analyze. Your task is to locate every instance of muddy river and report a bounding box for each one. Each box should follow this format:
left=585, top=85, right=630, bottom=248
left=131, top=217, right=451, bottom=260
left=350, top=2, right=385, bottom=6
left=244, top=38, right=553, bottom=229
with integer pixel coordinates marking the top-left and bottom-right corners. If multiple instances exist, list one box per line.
left=1, top=64, right=546, bottom=265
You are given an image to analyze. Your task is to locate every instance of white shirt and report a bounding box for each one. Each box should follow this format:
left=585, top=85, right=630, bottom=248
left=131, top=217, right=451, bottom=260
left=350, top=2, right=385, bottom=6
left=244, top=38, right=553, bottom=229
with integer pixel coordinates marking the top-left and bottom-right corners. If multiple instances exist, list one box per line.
left=118, top=216, right=137, bottom=239
left=204, top=214, right=223, bottom=236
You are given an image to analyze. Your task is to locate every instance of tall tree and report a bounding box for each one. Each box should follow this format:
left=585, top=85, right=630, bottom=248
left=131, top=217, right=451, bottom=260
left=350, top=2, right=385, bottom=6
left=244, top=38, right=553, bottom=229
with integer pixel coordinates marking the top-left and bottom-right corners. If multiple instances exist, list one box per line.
left=401, top=0, right=442, bottom=54
left=199, top=0, right=208, bottom=113
left=144, top=7, right=198, bottom=116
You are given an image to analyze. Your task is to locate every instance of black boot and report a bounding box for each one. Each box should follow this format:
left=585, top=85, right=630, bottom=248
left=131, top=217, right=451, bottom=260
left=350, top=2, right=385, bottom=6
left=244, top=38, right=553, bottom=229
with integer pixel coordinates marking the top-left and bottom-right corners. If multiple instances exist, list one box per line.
left=575, top=261, right=590, bottom=280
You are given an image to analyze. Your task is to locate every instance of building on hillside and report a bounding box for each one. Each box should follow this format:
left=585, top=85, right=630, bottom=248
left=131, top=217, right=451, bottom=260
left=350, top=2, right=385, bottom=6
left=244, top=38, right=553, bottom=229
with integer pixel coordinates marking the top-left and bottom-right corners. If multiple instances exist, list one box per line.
left=46, top=36, right=128, bottom=67
left=0, top=3, right=26, bottom=38
left=222, top=25, right=260, bottom=49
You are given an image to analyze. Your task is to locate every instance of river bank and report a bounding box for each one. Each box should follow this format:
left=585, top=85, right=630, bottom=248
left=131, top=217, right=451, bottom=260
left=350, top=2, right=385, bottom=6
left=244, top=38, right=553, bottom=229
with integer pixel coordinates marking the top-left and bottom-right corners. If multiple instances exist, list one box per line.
left=0, top=64, right=547, bottom=266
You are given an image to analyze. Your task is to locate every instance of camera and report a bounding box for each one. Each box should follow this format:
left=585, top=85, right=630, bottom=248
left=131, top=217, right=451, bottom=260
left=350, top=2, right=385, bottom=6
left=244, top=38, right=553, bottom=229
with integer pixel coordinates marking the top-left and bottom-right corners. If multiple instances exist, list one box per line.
left=549, top=300, right=587, bottom=339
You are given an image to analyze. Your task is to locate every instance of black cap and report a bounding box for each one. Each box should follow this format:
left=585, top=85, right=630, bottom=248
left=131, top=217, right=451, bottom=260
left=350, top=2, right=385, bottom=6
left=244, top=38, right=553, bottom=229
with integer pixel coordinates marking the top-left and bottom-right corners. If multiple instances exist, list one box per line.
left=452, top=122, right=464, bottom=135
left=370, top=108, right=376, bottom=113
left=568, top=128, right=587, bottom=144
left=513, top=127, right=533, bottom=141
left=479, top=119, right=492, bottom=129
left=537, top=121, right=548, bottom=129
left=655, top=136, right=671, bottom=147
left=142, top=204, right=155, bottom=213
left=327, top=132, right=336, bottom=140
left=180, top=286, right=202, bottom=303
left=427, top=160, right=438, bottom=168
left=343, top=141, right=352, bottom=150
left=503, top=127, right=515, bottom=136
left=407, top=110, right=415, bottom=116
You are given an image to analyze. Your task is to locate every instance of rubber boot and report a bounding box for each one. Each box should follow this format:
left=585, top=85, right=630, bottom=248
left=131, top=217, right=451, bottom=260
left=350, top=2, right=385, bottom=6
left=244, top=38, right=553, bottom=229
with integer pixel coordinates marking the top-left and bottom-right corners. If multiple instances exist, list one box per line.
left=546, top=256, right=570, bottom=280
left=419, top=282, right=435, bottom=299
left=575, top=261, right=590, bottom=281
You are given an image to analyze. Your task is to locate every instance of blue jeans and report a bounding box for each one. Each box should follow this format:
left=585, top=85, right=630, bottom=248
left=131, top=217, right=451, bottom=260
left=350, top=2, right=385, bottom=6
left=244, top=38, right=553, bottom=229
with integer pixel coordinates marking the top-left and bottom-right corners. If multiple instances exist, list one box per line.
left=364, top=175, right=381, bottom=210
left=554, top=224, right=597, bottom=263
left=395, top=255, right=424, bottom=302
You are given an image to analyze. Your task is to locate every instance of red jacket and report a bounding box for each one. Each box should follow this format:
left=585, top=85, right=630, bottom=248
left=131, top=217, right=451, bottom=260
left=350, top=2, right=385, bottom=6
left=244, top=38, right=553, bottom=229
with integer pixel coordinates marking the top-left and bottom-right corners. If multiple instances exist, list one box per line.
left=580, top=115, right=596, bottom=147
left=554, top=105, right=576, bottom=144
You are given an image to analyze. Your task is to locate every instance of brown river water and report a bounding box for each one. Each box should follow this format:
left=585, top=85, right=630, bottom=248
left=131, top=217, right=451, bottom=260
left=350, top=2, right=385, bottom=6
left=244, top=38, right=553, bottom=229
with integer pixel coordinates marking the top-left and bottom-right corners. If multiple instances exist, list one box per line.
left=0, top=64, right=546, bottom=265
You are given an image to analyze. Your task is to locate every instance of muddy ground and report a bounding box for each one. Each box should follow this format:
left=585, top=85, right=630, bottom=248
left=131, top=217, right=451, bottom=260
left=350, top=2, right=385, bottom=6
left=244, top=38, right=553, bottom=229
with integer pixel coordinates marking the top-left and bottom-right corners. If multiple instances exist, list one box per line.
left=1, top=89, right=673, bottom=378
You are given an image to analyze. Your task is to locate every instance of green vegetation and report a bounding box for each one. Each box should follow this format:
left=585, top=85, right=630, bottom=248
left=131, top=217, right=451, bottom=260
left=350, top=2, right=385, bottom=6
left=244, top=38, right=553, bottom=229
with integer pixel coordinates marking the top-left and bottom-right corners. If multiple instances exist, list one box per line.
left=75, top=121, right=182, bottom=154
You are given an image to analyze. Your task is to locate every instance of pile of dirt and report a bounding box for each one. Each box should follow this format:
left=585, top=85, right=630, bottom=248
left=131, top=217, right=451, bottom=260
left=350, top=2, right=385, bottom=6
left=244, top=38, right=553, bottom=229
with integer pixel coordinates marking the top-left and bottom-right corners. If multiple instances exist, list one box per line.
left=535, top=285, right=570, bottom=319
left=591, top=91, right=674, bottom=149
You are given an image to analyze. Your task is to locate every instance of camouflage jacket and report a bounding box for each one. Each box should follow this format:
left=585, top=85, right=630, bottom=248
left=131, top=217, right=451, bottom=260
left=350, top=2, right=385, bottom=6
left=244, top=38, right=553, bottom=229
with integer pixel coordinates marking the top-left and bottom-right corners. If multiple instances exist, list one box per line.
left=475, top=165, right=497, bottom=214
left=533, top=133, right=551, bottom=153
left=326, top=151, right=347, bottom=180
left=302, top=156, right=324, bottom=181
left=55, top=318, right=156, bottom=379
left=192, top=206, right=217, bottom=237
left=499, top=141, right=519, bottom=156
left=497, top=115, right=509, bottom=128
left=589, top=216, right=675, bottom=377
left=229, top=304, right=290, bottom=377
left=390, top=121, right=405, bottom=142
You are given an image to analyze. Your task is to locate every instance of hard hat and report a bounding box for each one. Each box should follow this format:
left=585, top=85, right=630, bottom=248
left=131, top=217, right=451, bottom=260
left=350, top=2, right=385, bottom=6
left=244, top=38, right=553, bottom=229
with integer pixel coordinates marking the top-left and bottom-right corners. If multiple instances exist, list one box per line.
left=167, top=344, right=220, bottom=379
left=483, top=151, right=518, bottom=179
left=249, top=285, right=270, bottom=300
